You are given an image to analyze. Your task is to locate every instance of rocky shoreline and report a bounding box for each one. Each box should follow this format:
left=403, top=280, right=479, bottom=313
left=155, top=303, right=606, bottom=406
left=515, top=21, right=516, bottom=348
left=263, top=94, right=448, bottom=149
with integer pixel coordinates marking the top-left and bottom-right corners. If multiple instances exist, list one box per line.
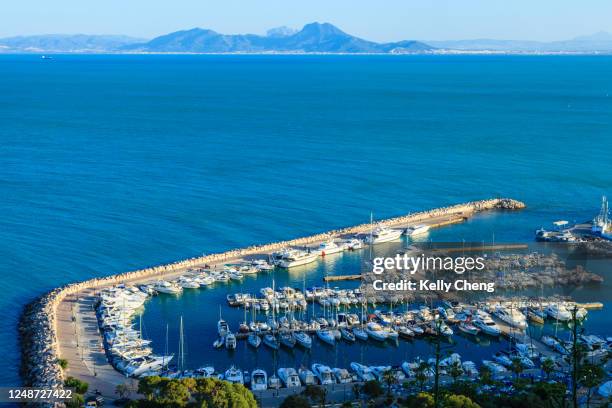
left=17, top=198, right=524, bottom=401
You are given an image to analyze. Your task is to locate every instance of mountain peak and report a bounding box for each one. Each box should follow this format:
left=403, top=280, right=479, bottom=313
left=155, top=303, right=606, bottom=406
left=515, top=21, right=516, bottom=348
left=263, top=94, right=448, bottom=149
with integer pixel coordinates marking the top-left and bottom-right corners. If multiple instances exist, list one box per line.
left=299, top=22, right=346, bottom=36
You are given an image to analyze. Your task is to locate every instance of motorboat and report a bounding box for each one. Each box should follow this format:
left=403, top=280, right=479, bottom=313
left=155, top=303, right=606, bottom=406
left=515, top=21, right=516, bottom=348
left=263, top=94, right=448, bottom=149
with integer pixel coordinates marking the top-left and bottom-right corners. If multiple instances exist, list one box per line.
left=298, top=367, right=316, bottom=385
left=492, top=352, right=513, bottom=367
left=250, top=369, right=267, bottom=391
left=397, top=326, right=415, bottom=339
left=317, top=329, right=336, bottom=346
left=217, top=319, right=229, bottom=337
left=247, top=333, right=261, bottom=348
left=276, top=248, right=319, bottom=268
left=405, top=224, right=430, bottom=237
left=263, top=334, right=280, bottom=350
left=229, top=271, right=244, bottom=281
left=472, top=312, right=501, bottom=336
left=482, top=360, right=507, bottom=377
left=340, top=327, right=356, bottom=342
left=225, top=332, right=237, bottom=350
left=153, top=281, right=182, bottom=295
left=353, top=327, right=368, bottom=341
left=545, top=304, right=572, bottom=322
left=345, top=238, right=363, bottom=250
left=312, top=363, right=335, bottom=385
left=493, top=306, right=528, bottom=330
left=278, top=368, right=301, bottom=388
left=333, top=368, right=353, bottom=384
left=365, top=322, right=388, bottom=341
left=224, top=366, right=244, bottom=384
left=350, top=362, right=376, bottom=381
left=513, top=343, right=539, bottom=359
left=251, top=259, right=274, bottom=271
left=457, top=322, right=480, bottom=336
left=268, top=374, right=281, bottom=389
left=525, top=307, right=546, bottom=324
left=365, top=225, right=403, bottom=244
left=177, top=277, right=200, bottom=289
left=293, top=331, right=312, bottom=349
left=318, top=240, right=345, bottom=256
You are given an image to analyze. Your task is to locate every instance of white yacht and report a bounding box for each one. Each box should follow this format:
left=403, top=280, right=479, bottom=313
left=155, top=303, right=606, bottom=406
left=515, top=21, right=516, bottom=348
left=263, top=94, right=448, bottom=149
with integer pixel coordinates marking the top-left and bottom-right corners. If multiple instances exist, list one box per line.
left=350, top=362, right=376, bottom=381
left=365, top=226, right=403, bottom=244
left=545, top=304, right=572, bottom=322
left=153, top=281, right=182, bottom=295
left=365, top=322, right=388, bottom=341
left=406, top=224, right=430, bottom=237
left=472, top=311, right=501, bottom=336
left=276, top=248, right=319, bottom=268
left=224, top=366, right=244, bottom=384
left=278, top=368, right=301, bottom=388
left=312, top=363, right=335, bottom=385
left=482, top=360, right=508, bottom=377
left=225, top=332, right=237, bottom=350
left=333, top=368, right=352, bottom=383
left=493, top=306, right=528, bottom=330
left=124, top=355, right=173, bottom=377
left=250, top=369, right=267, bottom=391
left=317, top=240, right=345, bottom=256
left=217, top=319, right=229, bottom=337
left=298, top=368, right=316, bottom=385
left=345, top=238, right=363, bottom=250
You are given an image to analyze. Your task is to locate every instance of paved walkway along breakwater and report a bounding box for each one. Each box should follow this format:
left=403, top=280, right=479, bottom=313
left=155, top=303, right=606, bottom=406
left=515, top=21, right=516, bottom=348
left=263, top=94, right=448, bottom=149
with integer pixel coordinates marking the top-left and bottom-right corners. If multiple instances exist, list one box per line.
left=18, top=198, right=525, bottom=405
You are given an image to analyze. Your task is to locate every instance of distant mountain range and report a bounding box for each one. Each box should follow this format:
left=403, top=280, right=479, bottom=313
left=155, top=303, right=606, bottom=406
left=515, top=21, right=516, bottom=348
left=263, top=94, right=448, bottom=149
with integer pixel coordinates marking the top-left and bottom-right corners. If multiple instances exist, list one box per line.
left=1, top=23, right=612, bottom=54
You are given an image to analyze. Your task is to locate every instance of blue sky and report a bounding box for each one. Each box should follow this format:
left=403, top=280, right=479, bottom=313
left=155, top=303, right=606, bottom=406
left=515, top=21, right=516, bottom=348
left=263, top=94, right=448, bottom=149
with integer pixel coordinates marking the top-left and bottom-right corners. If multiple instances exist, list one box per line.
left=2, top=0, right=611, bottom=41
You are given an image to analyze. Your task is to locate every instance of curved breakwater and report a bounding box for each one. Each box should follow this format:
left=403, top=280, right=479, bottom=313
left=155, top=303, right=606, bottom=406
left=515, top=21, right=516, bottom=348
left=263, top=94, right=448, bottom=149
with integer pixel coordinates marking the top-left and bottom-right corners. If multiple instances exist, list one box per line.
left=18, top=198, right=525, bottom=399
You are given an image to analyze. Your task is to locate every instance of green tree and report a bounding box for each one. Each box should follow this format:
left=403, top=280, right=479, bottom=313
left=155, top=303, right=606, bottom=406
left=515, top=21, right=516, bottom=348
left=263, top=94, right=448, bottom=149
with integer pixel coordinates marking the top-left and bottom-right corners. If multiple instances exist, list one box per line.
left=280, top=394, right=310, bottom=408
left=510, top=357, right=524, bottom=380
left=159, top=380, right=190, bottom=407
left=541, top=357, right=555, bottom=380
left=57, top=358, right=68, bottom=369
left=303, top=385, right=327, bottom=408
left=578, top=363, right=605, bottom=408
left=64, top=376, right=88, bottom=394
left=415, top=361, right=431, bottom=392
left=443, top=394, right=480, bottom=408
left=448, top=361, right=463, bottom=383
left=116, top=383, right=131, bottom=399
left=138, top=375, right=162, bottom=400
left=65, top=392, right=84, bottom=408
left=362, top=380, right=383, bottom=399
left=478, top=365, right=493, bottom=387
left=382, top=368, right=398, bottom=397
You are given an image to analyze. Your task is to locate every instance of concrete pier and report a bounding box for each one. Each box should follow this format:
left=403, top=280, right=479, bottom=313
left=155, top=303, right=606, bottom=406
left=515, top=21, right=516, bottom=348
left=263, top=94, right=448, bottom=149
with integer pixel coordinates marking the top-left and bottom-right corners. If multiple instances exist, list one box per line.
left=18, top=198, right=525, bottom=404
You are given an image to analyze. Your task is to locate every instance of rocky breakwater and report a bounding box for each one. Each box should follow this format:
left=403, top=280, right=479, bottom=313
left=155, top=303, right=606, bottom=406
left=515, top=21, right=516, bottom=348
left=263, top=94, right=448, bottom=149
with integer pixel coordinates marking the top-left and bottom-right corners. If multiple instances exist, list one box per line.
left=18, top=197, right=524, bottom=395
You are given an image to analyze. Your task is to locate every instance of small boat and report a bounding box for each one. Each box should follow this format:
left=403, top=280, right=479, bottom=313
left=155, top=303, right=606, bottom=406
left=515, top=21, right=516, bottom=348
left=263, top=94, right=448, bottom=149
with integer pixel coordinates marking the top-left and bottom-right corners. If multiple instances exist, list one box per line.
left=298, top=367, right=316, bottom=385
left=333, top=368, right=352, bottom=383
left=225, top=332, right=237, bottom=350
left=268, top=374, right=281, bottom=389
left=318, top=240, right=345, bottom=256
left=316, top=329, right=336, bottom=346
left=224, top=366, right=244, bottom=384
left=406, top=224, right=430, bottom=237
left=279, top=331, right=296, bottom=349
left=458, top=322, right=480, bottom=336
left=247, top=333, right=261, bottom=348
left=263, top=334, right=280, bottom=350
left=340, top=327, right=356, bottom=342
left=353, top=327, right=368, bottom=341
left=473, top=313, right=501, bottom=336
left=350, top=362, right=376, bottom=381
left=278, top=368, right=301, bottom=388
left=482, top=360, right=507, bottom=377
left=213, top=337, right=224, bottom=349
left=397, top=326, right=414, bottom=339
left=250, top=369, right=267, bottom=391
left=312, top=363, right=335, bottom=385
left=217, top=319, right=229, bottom=337
left=153, top=281, right=182, bottom=295
left=345, top=238, right=363, bottom=250
left=293, top=331, right=312, bottom=349
left=365, top=322, right=388, bottom=341
left=545, top=304, right=572, bottom=322
left=229, top=271, right=244, bottom=281
left=493, top=352, right=513, bottom=367
left=365, top=225, right=403, bottom=244
left=525, top=308, right=546, bottom=324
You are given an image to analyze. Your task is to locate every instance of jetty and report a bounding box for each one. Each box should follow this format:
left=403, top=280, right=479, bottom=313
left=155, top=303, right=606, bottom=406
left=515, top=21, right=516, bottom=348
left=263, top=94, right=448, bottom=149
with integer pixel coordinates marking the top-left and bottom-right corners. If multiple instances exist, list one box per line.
left=18, top=198, right=525, bottom=405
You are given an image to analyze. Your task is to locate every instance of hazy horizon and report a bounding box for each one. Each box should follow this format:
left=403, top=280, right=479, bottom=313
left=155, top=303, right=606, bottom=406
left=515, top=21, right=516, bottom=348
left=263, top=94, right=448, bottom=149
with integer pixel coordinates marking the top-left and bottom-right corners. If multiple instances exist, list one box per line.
left=2, top=0, right=612, bottom=42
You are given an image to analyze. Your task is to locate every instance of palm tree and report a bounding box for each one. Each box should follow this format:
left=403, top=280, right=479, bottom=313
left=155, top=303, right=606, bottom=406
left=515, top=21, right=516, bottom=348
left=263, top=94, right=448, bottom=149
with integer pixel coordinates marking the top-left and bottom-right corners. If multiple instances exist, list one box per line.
left=541, top=357, right=555, bottom=380
left=415, top=361, right=431, bottom=392
left=382, top=368, right=398, bottom=398
left=448, top=361, right=463, bottom=383
left=510, top=357, right=524, bottom=380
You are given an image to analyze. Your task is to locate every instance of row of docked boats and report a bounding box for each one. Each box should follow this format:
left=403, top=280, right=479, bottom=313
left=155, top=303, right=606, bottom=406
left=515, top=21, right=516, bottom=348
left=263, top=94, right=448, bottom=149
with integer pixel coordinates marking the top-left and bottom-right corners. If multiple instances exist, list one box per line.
left=96, top=285, right=173, bottom=377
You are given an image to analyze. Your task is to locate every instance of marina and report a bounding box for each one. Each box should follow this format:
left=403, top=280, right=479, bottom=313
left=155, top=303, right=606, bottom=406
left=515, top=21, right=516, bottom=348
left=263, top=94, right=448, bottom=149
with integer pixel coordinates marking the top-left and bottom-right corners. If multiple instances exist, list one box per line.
left=21, top=198, right=605, bottom=405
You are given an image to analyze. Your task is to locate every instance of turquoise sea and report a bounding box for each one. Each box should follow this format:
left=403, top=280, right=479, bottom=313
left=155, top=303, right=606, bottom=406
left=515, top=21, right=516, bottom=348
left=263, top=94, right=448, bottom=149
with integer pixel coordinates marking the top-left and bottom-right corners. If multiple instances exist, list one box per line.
left=1, top=54, right=611, bottom=386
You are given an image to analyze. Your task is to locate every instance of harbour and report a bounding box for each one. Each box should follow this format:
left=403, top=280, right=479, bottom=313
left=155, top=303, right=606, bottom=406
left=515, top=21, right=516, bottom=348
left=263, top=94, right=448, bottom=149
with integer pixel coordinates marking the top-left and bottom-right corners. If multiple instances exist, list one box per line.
left=20, top=197, right=612, bottom=406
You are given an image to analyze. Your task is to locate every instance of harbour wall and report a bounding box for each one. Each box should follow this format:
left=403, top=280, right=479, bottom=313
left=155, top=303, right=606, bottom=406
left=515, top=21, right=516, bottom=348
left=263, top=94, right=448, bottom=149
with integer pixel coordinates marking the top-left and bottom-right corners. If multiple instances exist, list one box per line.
left=18, top=198, right=525, bottom=401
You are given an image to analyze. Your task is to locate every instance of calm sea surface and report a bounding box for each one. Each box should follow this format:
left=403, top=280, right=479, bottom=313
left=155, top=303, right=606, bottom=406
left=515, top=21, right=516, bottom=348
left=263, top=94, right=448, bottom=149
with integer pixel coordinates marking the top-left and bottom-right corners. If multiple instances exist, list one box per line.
left=1, top=54, right=611, bottom=385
